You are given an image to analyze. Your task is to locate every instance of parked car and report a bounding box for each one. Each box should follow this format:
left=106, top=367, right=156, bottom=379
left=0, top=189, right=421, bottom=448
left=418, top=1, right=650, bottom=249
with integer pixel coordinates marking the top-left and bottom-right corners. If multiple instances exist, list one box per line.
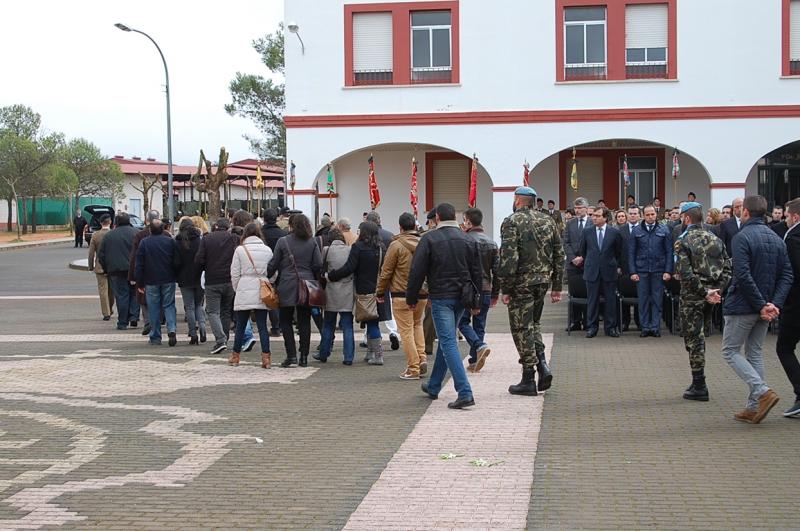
left=83, top=205, right=145, bottom=244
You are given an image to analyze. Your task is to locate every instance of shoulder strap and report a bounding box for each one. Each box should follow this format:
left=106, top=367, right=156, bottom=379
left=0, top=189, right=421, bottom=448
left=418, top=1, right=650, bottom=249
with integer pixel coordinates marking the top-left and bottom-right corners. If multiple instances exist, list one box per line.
left=285, top=237, right=302, bottom=278
left=241, top=244, right=265, bottom=276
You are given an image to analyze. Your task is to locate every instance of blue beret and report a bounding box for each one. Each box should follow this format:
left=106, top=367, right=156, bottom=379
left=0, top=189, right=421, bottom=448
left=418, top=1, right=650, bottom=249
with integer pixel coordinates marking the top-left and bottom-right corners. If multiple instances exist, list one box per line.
left=515, top=186, right=537, bottom=197
left=680, top=201, right=702, bottom=214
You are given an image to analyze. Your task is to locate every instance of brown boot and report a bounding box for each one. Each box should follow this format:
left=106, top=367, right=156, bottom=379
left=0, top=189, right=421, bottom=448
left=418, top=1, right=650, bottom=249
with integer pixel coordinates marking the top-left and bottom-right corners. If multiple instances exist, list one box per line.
left=229, top=352, right=240, bottom=366
left=752, top=389, right=779, bottom=423
left=734, top=409, right=756, bottom=423
left=261, top=352, right=271, bottom=369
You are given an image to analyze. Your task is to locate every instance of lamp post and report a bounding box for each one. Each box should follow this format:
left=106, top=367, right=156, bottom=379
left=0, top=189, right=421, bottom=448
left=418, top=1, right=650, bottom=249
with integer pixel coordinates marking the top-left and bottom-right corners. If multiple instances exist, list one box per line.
left=115, top=23, right=174, bottom=221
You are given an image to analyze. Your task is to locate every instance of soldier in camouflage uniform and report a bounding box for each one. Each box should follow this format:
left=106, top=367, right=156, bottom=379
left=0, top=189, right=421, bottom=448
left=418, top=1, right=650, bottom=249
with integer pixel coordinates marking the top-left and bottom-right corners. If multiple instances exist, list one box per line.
left=674, top=202, right=731, bottom=401
left=498, top=186, right=566, bottom=396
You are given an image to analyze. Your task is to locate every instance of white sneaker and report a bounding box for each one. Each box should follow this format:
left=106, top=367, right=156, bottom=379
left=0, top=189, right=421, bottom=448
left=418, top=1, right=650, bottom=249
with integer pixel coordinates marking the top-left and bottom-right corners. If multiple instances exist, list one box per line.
left=243, top=338, right=257, bottom=352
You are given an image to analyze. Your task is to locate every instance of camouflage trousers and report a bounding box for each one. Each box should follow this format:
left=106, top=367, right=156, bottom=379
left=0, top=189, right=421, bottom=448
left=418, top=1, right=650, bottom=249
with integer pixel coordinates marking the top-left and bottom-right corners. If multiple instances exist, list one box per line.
left=680, top=299, right=713, bottom=372
left=508, top=284, right=549, bottom=370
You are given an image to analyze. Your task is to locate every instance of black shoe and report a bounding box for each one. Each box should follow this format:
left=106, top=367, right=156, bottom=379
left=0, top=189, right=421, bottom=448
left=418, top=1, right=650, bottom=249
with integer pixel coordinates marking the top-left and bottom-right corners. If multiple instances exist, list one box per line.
left=189, top=336, right=199, bottom=345
left=640, top=331, right=650, bottom=338
left=652, top=330, right=661, bottom=337
left=116, top=325, right=128, bottom=331
left=508, top=368, right=538, bottom=396
left=281, top=357, right=298, bottom=368
left=312, top=353, right=327, bottom=363
left=536, top=358, right=553, bottom=391
left=343, top=360, right=353, bottom=366
left=199, top=329, right=207, bottom=343
left=389, top=333, right=400, bottom=351
left=210, top=343, right=227, bottom=355
left=129, top=320, right=138, bottom=328
left=782, top=399, right=800, bottom=417
left=102, top=316, right=111, bottom=321
left=421, top=382, right=438, bottom=400
left=359, top=341, right=368, bottom=348
left=567, top=323, right=582, bottom=332
left=269, top=329, right=281, bottom=337
left=622, top=324, right=630, bottom=332
left=142, top=323, right=151, bottom=336
left=606, top=329, right=620, bottom=338
left=683, top=383, right=709, bottom=401
left=299, top=353, right=308, bottom=367
left=585, top=329, right=598, bottom=338
left=448, top=396, right=475, bottom=409
left=168, top=332, right=177, bottom=347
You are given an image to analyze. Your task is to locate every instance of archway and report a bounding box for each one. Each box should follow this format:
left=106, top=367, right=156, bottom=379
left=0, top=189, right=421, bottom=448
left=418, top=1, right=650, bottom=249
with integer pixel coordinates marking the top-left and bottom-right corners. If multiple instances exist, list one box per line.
left=744, top=140, right=800, bottom=210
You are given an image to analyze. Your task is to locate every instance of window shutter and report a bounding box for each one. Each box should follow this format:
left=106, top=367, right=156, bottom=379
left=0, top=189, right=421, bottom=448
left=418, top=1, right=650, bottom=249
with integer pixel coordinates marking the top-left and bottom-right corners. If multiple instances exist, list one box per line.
left=625, top=4, right=668, bottom=49
left=792, top=0, right=800, bottom=60
left=433, top=159, right=470, bottom=210
left=353, top=13, right=393, bottom=72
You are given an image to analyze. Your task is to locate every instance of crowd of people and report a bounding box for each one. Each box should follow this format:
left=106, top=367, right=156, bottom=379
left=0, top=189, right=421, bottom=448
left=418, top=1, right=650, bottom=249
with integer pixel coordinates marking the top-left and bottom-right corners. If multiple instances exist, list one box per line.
left=84, top=188, right=800, bottom=421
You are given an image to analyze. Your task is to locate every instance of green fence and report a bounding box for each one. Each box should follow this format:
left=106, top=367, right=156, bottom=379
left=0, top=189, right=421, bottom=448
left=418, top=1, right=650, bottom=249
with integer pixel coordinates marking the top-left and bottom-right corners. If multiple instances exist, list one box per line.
left=16, top=197, right=112, bottom=226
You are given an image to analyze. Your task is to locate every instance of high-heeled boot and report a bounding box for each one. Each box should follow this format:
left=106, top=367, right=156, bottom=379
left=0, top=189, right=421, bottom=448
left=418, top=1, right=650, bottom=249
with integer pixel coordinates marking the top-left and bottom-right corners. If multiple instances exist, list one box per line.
left=261, top=352, right=271, bottom=369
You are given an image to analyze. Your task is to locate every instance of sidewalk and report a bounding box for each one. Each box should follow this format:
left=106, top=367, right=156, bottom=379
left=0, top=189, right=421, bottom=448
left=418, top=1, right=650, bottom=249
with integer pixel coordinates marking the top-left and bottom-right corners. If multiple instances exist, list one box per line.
left=0, top=233, right=73, bottom=251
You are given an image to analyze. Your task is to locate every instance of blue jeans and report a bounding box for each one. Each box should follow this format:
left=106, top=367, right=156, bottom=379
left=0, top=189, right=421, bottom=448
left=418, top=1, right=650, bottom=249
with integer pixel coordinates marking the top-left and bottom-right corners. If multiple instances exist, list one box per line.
left=458, top=293, right=491, bottom=363
left=428, top=298, right=473, bottom=399
left=146, top=283, right=177, bottom=341
left=319, top=311, right=355, bottom=362
left=179, top=286, right=206, bottom=337
left=365, top=320, right=381, bottom=340
left=636, top=272, right=664, bottom=332
left=233, top=310, right=270, bottom=353
left=109, top=275, right=139, bottom=328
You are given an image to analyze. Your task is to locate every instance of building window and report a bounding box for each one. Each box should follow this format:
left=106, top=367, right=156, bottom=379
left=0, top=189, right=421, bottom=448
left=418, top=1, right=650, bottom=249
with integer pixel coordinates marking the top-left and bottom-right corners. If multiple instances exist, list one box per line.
left=352, top=12, right=394, bottom=85
left=620, top=156, right=657, bottom=206
left=625, top=4, right=668, bottom=79
left=411, top=11, right=452, bottom=84
left=564, top=7, right=607, bottom=80
left=791, top=0, right=800, bottom=74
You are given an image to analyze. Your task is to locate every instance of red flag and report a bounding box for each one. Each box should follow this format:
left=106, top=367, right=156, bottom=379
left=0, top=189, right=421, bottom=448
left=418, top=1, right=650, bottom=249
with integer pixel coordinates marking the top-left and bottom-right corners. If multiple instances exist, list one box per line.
left=368, top=154, right=381, bottom=210
left=468, top=154, right=478, bottom=208
left=523, top=161, right=530, bottom=187
left=410, top=158, right=419, bottom=219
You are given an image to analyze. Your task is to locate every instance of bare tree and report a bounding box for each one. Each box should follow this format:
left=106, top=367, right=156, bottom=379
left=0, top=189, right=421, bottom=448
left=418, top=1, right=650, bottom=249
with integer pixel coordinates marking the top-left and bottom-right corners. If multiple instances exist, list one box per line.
left=192, top=147, right=229, bottom=222
left=129, top=172, right=162, bottom=214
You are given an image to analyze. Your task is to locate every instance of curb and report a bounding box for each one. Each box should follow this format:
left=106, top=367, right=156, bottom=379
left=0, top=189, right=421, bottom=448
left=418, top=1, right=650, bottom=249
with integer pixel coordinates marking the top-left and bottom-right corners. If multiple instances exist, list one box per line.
left=0, top=238, right=73, bottom=252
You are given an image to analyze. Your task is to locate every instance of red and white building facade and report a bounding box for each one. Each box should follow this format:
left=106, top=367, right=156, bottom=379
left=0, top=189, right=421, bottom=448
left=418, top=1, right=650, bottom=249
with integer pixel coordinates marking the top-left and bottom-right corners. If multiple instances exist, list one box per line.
left=285, top=0, right=800, bottom=239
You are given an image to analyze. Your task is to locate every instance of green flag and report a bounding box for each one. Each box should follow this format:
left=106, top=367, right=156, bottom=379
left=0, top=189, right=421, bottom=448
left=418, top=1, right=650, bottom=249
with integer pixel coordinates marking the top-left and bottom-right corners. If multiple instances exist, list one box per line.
left=326, top=164, right=335, bottom=193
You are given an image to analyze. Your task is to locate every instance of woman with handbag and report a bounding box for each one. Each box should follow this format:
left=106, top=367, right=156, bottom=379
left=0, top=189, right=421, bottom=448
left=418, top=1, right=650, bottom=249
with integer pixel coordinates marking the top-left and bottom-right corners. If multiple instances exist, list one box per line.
left=313, top=228, right=356, bottom=365
left=327, top=221, right=390, bottom=365
left=230, top=222, right=274, bottom=368
left=268, top=214, right=323, bottom=368
left=175, top=218, right=207, bottom=345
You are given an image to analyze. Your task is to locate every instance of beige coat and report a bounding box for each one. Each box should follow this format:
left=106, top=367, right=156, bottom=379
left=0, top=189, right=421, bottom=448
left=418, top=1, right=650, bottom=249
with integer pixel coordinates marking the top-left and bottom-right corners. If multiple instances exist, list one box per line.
left=88, top=227, right=110, bottom=274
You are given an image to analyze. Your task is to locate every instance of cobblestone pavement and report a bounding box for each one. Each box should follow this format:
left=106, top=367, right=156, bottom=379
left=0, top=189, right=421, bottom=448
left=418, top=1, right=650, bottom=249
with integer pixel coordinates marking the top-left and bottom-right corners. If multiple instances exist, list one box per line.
left=1, top=244, right=799, bottom=529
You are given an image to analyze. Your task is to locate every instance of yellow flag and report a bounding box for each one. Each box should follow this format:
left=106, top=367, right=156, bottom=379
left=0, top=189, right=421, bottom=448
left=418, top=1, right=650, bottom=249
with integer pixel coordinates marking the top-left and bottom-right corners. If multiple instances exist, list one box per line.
left=255, top=165, right=264, bottom=188
left=570, top=160, right=578, bottom=191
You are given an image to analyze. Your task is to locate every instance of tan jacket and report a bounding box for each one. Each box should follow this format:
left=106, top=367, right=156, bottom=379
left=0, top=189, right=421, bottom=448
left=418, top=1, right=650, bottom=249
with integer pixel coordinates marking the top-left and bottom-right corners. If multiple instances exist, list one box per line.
left=88, top=227, right=110, bottom=274
left=342, top=230, right=358, bottom=246
left=376, top=231, right=427, bottom=297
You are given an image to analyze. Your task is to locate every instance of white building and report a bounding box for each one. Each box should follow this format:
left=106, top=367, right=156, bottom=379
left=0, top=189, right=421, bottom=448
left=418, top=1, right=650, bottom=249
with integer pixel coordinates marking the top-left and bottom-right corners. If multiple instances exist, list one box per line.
left=285, top=0, right=800, bottom=239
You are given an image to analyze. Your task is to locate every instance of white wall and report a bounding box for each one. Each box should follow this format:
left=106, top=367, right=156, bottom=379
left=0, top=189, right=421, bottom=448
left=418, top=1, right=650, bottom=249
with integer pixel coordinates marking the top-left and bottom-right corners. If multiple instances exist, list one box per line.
left=286, top=0, right=797, bottom=116
left=0, top=198, right=16, bottom=228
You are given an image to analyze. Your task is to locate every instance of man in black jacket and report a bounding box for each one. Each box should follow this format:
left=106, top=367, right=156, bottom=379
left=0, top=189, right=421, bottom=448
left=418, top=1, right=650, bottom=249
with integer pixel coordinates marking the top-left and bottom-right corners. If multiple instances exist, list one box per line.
left=407, top=203, right=482, bottom=409
left=135, top=220, right=180, bottom=346
left=718, top=197, right=743, bottom=257
left=196, top=218, right=240, bottom=354
left=776, top=197, right=800, bottom=417
left=98, top=213, right=139, bottom=330
left=73, top=209, right=88, bottom=248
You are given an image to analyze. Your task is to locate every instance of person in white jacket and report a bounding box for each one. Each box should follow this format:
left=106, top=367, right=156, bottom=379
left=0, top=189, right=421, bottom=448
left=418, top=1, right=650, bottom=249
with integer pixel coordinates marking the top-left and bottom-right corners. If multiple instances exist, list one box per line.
left=230, top=222, right=274, bottom=368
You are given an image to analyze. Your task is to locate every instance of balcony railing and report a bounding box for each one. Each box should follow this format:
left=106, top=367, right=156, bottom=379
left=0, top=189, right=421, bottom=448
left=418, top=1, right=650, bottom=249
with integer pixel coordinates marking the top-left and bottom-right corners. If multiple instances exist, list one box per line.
left=564, top=64, right=607, bottom=81
left=411, top=66, right=452, bottom=84
left=353, top=69, right=393, bottom=86
left=626, top=62, right=668, bottom=79
left=791, top=60, right=800, bottom=76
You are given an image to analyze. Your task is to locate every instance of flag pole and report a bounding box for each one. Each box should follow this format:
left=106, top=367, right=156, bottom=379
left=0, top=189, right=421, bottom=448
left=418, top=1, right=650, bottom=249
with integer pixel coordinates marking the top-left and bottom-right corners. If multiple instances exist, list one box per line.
left=623, top=154, right=628, bottom=209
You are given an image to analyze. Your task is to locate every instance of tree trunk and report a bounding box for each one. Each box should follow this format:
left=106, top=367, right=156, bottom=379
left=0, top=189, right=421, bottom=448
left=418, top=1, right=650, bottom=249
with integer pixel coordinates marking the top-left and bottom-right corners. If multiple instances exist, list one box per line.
left=208, top=189, right=221, bottom=223
left=31, top=195, right=37, bottom=234
left=6, top=196, right=12, bottom=232
left=21, top=196, right=28, bottom=235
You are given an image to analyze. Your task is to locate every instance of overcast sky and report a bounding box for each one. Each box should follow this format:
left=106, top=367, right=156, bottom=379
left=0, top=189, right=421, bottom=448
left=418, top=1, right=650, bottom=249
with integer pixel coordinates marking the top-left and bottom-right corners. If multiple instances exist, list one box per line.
left=0, top=0, right=284, bottom=164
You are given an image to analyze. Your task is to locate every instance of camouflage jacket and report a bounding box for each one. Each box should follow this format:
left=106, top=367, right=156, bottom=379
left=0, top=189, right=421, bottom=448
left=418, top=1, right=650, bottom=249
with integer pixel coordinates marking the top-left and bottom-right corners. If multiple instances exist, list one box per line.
left=498, top=206, right=565, bottom=292
left=674, top=224, right=732, bottom=301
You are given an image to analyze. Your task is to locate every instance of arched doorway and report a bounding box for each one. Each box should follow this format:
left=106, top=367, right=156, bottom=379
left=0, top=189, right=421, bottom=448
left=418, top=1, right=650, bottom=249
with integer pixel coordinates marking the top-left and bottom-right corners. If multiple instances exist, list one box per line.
left=745, top=140, right=800, bottom=209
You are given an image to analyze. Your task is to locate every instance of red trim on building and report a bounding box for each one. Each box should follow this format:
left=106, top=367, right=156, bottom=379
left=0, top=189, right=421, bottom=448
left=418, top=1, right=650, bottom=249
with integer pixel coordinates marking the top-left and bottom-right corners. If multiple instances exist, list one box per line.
left=344, top=1, right=459, bottom=87
left=286, top=189, right=318, bottom=196
left=424, top=151, right=469, bottom=211
left=317, top=193, right=341, bottom=199
left=783, top=0, right=793, bottom=76
left=557, top=148, right=665, bottom=210
left=491, top=186, right=518, bottom=192
left=709, top=183, right=747, bottom=189
left=555, top=0, right=677, bottom=82
left=285, top=104, right=800, bottom=128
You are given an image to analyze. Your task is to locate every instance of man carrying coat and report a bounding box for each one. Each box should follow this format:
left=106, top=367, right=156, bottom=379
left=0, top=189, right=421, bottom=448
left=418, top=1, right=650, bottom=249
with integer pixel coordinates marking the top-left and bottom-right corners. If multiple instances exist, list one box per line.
left=628, top=205, right=673, bottom=337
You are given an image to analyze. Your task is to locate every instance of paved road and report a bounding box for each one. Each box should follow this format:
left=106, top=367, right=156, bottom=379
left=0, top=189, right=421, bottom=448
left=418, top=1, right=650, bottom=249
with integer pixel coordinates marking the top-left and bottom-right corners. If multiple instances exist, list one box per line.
left=0, top=243, right=798, bottom=529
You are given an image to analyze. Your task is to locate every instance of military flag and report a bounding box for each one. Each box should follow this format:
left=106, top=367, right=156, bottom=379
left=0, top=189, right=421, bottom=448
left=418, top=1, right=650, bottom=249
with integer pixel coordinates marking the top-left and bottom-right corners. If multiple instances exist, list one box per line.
left=289, top=160, right=296, bottom=190
left=255, top=164, right=264, bottom=188
left=672, top=149, right=681, bottom=180
left=523, top=160, right=530, bottom=187
left=326, top=164, right=335, bottom=193
left=410, top=158, right=419, bottom=219
left=623, top=154, right=630, bottom=186
left=570, top=148, right=579, bottom=191
left=368, top=154, right=381, bottom=210
left=468, top=153, right=478, bottom=208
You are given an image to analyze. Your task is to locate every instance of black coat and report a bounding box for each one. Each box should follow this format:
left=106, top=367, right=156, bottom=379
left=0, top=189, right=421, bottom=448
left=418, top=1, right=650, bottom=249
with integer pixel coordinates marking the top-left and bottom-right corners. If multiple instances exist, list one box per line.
left=195, top=230, right=240, bottom=286
left=261, top=223, right=288, bottom=251
left=718, top=217, right=741, bottom=257
left=771, top=220, right=788, bottom=239
left=98, top=225, right=138, bottom=276
left=579, top=224, right=623, bottom=282
left=783, top=225, right=800, bottom=318
left=328, top=241, right=391, bottom=321
left=175, top=229, right=203, bottom=288
left=268, top=234, right=323, bottom=308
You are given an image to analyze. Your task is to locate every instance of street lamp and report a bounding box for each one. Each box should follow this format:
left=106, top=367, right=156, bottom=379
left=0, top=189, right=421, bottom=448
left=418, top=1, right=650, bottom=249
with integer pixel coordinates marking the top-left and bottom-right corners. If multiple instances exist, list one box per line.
left=115, top=23, right=175, bottom=221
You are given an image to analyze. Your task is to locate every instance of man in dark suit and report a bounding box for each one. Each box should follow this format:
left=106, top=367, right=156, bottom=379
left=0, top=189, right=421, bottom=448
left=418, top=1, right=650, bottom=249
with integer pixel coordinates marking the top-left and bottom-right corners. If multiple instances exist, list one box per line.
left=718, top=196, right=743, bottom=257
left=776, top=197, right=800, bottom=417
left=575, top=207, right=623, bottom=338
left=619, top=205, right=642, bottom=331
left=563, top=197, right=590, bottom=330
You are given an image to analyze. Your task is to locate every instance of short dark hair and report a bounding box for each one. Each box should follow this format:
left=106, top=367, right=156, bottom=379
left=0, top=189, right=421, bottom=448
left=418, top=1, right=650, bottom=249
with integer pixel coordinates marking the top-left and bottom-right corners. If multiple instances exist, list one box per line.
left=232, top=209, right=253, bottom=228
left=547, top=199, right=555, bottom=206
left=536, top=197, right=544, bottom=203
left=264, top=208, right=278, bottom=223
left=627, top=205, right=640, bottom=214
left=213, top=218, right=230, bottom=231
left=685, top=207, right=703, bottom=224
left=785, top=198, right=800, bottom=216
left=99, top=214, right=112, bottom=224
left=399, top=212, right=416, bottom=231
left=115, top=212, right=131, bottom=226
left=436, top=203, right=456, bottom=221
left=743, top=195, right=768, bottom=218
left=290, top=214, right=313, bottom=240
left=687, top=192, right=696, bottom=198
left=723, top=204, right=732, bottom=210
left=464, top=208, right=483, bottom=227
left=594, top=206, right=610, bottom=220
left=365, top=211, right=382, bottom=226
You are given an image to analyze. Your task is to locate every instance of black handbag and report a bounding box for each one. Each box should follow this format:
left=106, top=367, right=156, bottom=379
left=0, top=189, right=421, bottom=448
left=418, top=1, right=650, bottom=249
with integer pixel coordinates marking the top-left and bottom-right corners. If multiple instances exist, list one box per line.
left=461, top=279, right=481, bottom=310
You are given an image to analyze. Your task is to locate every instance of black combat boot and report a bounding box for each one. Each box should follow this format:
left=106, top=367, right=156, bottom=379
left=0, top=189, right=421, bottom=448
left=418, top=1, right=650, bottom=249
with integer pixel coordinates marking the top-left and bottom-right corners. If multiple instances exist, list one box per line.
left=536, top=357, right=553, bottom=391
left=683, top=371, right=709, bottom=401
left=508, top=368, right=538, bottom=396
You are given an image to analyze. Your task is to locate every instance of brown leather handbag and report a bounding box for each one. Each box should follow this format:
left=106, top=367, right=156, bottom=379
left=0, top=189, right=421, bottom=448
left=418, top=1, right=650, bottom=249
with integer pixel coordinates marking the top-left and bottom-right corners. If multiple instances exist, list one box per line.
left=286, top=239, right=326, bottom=307
left=243, top=245, right=279, bottom=309
left=354, top=247, right=382, bottom=323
